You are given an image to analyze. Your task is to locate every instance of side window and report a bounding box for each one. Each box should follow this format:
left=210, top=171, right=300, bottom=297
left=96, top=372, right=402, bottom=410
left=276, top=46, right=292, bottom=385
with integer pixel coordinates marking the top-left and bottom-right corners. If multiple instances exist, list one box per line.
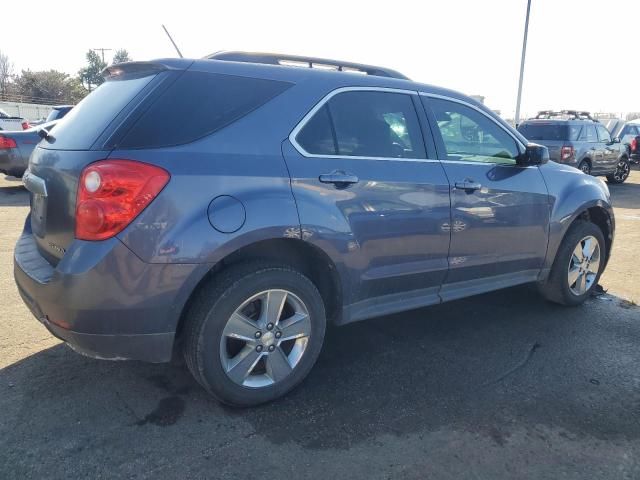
left=596, top=124, right=611, bottom=143
left=583, top=125, right=598, bottom=142
left=296, top=90, right=427, bottom=159
left=621, top=125, right=639, bottom=137
left=426, top=97, right=519, bottom=164
left=296, top=104, right=336, bottom=155
left=568, top=125, right=583, bottom=141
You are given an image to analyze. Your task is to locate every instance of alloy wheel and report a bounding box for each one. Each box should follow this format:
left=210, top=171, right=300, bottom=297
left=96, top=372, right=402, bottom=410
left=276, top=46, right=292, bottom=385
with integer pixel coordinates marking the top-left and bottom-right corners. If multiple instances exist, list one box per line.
left=567, top=235, right=601, bottom=296
left=219, top=289, right=311, bottom=388
left=579, top=162, right=591, bottom=174
left=613, top=160, right=630, bottom=182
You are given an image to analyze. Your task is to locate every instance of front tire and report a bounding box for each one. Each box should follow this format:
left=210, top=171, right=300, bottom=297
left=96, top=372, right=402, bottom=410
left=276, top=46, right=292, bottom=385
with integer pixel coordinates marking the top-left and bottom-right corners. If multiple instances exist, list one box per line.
left=538, top=220, right=605, bottom=306
left=182, top=262, right=326, bottom=407
left=606, top=157, right=630, bottom=184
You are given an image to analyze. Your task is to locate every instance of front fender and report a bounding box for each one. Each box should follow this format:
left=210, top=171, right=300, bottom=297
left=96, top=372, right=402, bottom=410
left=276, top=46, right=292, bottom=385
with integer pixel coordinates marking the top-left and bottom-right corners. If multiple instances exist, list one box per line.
left=540, top=162, right=614, bottom=276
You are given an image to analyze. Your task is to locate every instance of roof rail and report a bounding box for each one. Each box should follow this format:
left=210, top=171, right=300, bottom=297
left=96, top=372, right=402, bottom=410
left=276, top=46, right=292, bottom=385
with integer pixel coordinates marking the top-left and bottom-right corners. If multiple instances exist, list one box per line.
left=534, top=110, right=597, bottom=122
left=205, top=51, right=410, bottom=80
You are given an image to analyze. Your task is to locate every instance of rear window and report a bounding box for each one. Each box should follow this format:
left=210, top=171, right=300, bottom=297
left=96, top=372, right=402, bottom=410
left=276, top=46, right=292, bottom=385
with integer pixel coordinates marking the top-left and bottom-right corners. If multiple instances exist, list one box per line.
left=518, top=123, right=580, bottom=141
left=118, top=72, right=293, bottom=148
left=45, top=74, right=157, bottom=150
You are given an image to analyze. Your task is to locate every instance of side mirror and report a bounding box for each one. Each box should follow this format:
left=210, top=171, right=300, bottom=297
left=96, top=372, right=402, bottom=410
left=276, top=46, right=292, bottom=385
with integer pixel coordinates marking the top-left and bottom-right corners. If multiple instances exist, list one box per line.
left=612, top=137, right=621, bottom=143
left=517, top=143, right=549, bottom=166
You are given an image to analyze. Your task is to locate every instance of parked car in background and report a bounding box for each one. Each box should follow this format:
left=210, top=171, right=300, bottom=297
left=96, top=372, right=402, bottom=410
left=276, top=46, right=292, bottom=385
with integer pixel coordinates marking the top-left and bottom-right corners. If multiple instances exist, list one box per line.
left=518, top=111, right=631, bottom=183
left=45, top=105, right=73, bottom=122
left=15, top=53, right=614, bottom=406
left=0, top=121, right=58, bottom=177
left=0, top=109, right=29, bottom=131
left=608, top=119, right=640, bottom=163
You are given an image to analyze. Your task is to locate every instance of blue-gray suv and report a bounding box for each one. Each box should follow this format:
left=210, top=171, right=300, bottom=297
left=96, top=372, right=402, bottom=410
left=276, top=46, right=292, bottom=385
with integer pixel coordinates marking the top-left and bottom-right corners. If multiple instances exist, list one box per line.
left=14, top=52, right=615, bottom=406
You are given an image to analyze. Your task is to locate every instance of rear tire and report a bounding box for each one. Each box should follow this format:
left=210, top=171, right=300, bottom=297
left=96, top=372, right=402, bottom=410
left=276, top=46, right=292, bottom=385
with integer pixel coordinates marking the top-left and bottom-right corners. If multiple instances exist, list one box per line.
left=182, top=262, right=326, bottom=407
left=538, top=220, right=605, bottom=306
left=606, top=157, right=630, bottom=184
left=578, top=160, right=591, bottom=175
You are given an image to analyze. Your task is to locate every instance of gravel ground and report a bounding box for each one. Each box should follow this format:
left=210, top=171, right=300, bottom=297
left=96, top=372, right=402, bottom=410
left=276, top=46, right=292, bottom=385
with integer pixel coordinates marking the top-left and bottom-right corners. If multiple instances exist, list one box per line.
left=0, top=169, right=639, bottom=479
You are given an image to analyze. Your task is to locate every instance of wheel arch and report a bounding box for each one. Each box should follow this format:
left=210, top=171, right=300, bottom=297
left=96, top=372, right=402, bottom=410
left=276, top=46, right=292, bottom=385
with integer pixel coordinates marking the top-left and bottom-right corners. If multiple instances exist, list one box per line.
left=543, top=201, right=614, bottom=281
left=174, top=237, right=343, bottom=342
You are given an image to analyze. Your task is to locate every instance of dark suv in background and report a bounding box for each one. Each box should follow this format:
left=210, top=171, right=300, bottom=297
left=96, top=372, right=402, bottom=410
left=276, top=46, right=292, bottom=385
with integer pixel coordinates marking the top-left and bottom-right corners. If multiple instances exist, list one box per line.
left=15, top=53, right=615, bottom=406
left=518, top=111, right=631, bottom=183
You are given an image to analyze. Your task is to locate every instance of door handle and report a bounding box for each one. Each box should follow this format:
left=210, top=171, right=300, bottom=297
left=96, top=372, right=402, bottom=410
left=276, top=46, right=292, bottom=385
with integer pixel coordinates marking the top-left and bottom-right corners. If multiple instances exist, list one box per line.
left=319, top=171, right=359, bottom=187
left=454, top=180, right=482, bottom=192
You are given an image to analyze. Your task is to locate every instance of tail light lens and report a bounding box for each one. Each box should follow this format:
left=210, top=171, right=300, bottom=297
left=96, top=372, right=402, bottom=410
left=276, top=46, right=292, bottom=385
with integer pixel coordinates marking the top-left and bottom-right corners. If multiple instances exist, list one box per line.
left=0, top=135, right=17, bottom=149
left=631, top=138, right=638, bottom=153
left=21, top=121, right=30, bottom=130
left=75, top=159, right=170, bottom=241
left=561, top=145, right=574, bottom=161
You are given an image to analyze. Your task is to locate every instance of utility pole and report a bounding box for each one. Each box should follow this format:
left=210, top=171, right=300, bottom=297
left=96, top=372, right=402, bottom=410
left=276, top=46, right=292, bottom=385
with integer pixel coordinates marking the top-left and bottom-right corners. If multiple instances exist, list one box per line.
left=514, top=0, right=532, bottom=126
left=92, top=48, right=113, bottom=63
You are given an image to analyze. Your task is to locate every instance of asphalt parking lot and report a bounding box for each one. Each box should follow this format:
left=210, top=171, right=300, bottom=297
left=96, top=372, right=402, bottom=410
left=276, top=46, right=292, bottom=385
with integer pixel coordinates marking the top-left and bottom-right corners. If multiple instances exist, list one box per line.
left=1, top=170, right=639, bottom=479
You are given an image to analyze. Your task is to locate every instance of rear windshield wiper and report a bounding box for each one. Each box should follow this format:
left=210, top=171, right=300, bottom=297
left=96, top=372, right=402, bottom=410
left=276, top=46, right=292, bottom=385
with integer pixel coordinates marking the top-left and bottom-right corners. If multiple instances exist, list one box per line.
left=37, top=127, right=55, bottom=143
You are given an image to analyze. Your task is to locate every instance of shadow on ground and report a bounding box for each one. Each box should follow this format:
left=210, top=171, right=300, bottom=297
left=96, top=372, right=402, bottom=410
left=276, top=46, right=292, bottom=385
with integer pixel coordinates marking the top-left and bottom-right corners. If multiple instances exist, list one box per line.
left=608, top=164, right=640, bottom=210
left=2, top=285, right=639, bottom=479
left=0, top=178, right=28, bottom=207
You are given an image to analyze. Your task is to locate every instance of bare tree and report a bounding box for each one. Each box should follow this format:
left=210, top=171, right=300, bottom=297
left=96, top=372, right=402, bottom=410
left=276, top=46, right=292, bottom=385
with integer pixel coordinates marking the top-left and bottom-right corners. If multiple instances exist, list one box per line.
left=0, top=50, right=13, bottom=96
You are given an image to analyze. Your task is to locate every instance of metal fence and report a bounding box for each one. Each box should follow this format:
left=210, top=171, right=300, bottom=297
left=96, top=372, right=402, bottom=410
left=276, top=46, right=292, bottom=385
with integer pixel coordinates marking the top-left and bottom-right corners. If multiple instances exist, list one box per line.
left=0, top=101, right=55, bottom=122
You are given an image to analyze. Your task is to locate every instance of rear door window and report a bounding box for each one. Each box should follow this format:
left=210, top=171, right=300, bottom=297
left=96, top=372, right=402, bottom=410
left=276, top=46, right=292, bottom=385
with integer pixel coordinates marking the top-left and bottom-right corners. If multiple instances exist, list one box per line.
left=296, top=90, right=426, bottom=159
left=119, top=72, right=293, bottom=149
left=295, top=104, right=336, bottom=155
left=579, top=125, right=598, bottom=142
left=596, top=124, right=611, bottom=142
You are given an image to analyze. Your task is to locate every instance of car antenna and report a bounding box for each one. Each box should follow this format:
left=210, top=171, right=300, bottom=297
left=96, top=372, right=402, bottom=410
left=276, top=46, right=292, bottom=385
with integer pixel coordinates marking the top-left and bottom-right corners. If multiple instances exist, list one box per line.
left=162, top=24, right=183, bottom=58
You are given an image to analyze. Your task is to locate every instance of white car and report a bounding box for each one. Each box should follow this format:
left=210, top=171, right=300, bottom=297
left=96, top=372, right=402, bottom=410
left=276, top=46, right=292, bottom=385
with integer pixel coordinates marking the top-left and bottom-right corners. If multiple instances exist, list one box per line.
left=0, top=109, right=28, bottom=131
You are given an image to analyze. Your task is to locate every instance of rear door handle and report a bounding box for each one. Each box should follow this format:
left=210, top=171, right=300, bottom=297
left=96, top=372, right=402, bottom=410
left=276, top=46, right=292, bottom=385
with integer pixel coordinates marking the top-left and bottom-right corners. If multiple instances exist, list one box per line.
left=319, top=171, right=359, bottom=187
left=454, top=180, right=482, bottom=192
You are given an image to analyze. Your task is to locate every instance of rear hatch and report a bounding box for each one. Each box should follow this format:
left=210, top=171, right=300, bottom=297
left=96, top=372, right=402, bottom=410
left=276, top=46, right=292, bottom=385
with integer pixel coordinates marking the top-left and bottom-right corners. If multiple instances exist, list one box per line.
left=25, top=61, right=189, bottom=265
left=517, top=122, right=576, bottom=162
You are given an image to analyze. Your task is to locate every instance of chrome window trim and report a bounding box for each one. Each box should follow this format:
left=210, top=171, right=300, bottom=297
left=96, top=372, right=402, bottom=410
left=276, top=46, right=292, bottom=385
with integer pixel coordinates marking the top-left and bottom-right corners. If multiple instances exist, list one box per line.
left=419, top=92, right=528, bottom=164
left=288, top=86, right=438, bottom=163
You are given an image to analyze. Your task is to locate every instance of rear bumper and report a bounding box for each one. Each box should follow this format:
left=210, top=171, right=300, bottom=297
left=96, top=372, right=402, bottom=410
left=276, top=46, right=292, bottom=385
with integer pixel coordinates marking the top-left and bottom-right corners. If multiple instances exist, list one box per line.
left=17, top=296, right=174, bottom=362
left=14, top=222, right=205, bottom=362
left=0, top=149, right=27, bottom=177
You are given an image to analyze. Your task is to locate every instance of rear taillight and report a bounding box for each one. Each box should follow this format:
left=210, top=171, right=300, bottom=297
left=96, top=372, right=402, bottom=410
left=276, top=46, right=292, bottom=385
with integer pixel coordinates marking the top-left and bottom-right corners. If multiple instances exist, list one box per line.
left=75, top=159, right=170, bottom=241
left=561, top=145, right=574, bottom=161
left=21, top=121, right=30, bottom=130
left=631, top=138, right=638, bottom=153
left=0, top=136, right=17, bottom=149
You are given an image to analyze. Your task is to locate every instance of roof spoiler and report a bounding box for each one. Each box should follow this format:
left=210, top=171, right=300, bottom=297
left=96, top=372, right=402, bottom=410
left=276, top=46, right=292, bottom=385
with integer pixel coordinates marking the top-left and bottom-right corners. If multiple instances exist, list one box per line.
left=205, top=51, right=409, bottom=80
left=102, top=60, right=191, bottom=80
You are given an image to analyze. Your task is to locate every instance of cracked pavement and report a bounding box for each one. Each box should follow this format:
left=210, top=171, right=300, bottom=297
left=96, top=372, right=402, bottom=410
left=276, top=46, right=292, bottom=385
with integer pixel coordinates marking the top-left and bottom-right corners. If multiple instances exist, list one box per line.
left=1, top=170, right=639, bottom=479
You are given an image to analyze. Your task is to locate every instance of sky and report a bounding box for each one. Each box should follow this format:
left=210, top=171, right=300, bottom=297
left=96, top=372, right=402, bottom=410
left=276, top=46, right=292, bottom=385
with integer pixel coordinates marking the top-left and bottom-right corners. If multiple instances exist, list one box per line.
left=2, top=0, right=639, bottom=119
